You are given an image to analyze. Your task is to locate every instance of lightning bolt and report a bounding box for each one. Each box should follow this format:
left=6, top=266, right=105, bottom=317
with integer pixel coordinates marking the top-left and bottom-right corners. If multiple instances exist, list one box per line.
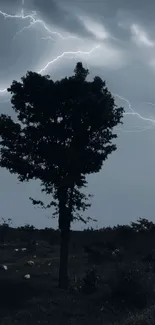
left=41, top=36, right=55, bottom=41
left=38, top=45, right=100, bottom=74
left=0, top=3, right=100, bottom=93
left=114, top=93, right=134, bottom=113
left=0, top=44, right=100, bottom=93
left=1, top=2, right=155, bottom=135
left=0, top=7, right=78, bottom=41
left=113, top=93, right=155, bottom=133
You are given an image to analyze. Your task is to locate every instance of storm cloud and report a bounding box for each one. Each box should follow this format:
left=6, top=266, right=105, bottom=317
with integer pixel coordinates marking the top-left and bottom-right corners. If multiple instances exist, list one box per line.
left=0, top=0, right=155, bottom=229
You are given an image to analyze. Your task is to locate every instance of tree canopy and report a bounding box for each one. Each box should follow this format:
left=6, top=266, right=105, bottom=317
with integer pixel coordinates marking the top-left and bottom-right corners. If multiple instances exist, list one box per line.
left=0, top=62, right=124, bottom=287
left=0, top=63, right=124, bottom=224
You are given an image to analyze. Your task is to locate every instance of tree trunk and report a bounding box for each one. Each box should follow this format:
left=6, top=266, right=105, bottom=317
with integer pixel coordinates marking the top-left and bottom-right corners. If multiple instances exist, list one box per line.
left=59, top=229, right=70, bottom=289
left=58, top=184, right=74, bottom=289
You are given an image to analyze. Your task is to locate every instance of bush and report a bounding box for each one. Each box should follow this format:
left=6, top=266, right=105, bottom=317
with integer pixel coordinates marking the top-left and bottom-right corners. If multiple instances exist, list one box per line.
left=81, top=266, right=99, bottom=294
left=110, top=262, right=154, bottom=309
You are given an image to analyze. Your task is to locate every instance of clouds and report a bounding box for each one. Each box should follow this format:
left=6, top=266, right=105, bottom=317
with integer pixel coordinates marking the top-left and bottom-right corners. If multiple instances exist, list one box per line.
left=28, top=0, right=94, bottom=39
left=30, top=0, right=155, bottom=74
left=0, top=0, right=155, bottom=132
left=1, top=0, right=155, bottom=80
left=1, top=0, right=155, bottom=228
left=0, top=0, right=130, bottom=89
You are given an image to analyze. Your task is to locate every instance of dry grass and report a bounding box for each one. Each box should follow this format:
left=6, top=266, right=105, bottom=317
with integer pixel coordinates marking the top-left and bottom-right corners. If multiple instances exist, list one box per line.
left=0, top=226, right=155, bottom=324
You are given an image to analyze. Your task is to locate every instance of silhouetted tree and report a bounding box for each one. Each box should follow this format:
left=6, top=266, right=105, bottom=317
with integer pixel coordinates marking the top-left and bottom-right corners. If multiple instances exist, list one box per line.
left=0, top=62, right=124, bottom=288
left=131, top=218, right=155, bottom=233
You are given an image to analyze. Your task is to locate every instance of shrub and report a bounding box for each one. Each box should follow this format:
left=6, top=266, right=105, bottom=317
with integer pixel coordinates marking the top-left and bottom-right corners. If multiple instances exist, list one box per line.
left=110, top=262, right=154, bottom=309
left=81, top=266, right=99, bottom=294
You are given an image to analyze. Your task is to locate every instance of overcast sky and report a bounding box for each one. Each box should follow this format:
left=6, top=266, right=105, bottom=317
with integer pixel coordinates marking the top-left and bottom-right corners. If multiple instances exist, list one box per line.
left=0, top=0, right=155, bottom=229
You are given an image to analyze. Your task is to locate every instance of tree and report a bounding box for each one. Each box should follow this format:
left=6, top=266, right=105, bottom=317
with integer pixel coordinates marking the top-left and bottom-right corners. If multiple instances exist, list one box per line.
left=0, top=62, right=124, bottom=288
left=131, top=218, right=155, bottom=233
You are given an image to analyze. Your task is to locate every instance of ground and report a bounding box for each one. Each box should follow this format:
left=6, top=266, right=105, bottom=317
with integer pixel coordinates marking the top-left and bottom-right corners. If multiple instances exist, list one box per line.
left=0, top=223, right=155, bottom=324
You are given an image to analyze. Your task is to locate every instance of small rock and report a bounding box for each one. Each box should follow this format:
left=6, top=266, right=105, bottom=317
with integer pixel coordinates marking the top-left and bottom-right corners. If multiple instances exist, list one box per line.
left=48, top=263, right=51, bottom=266
left=33, top=255, right=36, bottom=258
left=14, top=248, right=19, bottom=252
left=26, top=260, right=35, bottom=266
left=1, top=265, right=7, bottom=271
left=21, top=248, right=27, bottom=251
left=24, top=274, right=30, bottom=279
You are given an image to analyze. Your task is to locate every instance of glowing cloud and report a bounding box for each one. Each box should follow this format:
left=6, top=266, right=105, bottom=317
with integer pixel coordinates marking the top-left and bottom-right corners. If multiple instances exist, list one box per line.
left=130, top=24, right=155, bottom=47
left=0, top=1, right=155, bottom=136
left=79, top=16, right=110, bottom=41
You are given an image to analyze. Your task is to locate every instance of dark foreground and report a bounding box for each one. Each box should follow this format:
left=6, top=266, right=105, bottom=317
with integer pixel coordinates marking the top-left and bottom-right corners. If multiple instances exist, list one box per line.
left=0, top=222, right=155, bottom=324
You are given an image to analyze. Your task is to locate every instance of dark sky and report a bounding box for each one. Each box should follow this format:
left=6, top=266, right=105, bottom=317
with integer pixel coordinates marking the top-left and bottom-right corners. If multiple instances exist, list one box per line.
left=0, top=0, right=155, bottom=229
